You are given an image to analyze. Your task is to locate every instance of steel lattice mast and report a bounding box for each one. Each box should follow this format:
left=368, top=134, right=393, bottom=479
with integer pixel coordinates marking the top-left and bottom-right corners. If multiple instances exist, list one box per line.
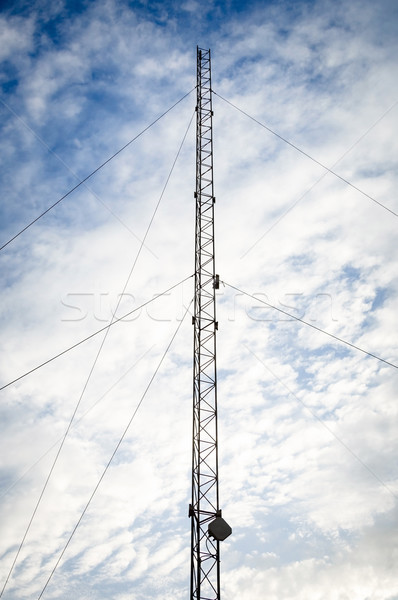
left=189, top=46, right=231, bottom=600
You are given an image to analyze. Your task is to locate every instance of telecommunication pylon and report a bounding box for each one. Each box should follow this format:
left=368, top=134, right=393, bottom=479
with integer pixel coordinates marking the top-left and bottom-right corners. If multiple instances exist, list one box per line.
left=189, top=46, right=231, bottom=600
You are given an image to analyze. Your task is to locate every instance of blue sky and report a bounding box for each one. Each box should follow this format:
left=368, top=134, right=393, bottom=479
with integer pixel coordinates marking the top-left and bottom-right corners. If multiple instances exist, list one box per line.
left=1, top=0, right=398, bottom=599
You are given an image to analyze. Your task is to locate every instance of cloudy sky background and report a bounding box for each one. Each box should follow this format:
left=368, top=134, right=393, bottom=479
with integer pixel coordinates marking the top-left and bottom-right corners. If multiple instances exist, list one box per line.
left=1, top=0, right=398, bottom=598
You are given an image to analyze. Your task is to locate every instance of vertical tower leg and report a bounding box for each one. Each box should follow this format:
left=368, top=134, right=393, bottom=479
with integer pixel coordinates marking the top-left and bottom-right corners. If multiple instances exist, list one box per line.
left=190, top=46, right=231, bottom=600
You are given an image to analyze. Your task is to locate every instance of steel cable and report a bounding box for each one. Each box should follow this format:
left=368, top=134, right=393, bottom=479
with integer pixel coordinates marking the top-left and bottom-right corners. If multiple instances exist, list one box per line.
left=35, top=299, right=193, bottom=599
left=0, top=88, right=195, bottom=252
left=213, top=90, right=398, bottom=218
left=223, top=281, right=398, bottom=370
left=0, top=111, right=195, bottom=597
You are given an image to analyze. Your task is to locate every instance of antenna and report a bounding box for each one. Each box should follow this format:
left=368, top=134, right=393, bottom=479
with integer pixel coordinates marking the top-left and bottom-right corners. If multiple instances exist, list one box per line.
left=189, top=46, right=231, bottom=600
